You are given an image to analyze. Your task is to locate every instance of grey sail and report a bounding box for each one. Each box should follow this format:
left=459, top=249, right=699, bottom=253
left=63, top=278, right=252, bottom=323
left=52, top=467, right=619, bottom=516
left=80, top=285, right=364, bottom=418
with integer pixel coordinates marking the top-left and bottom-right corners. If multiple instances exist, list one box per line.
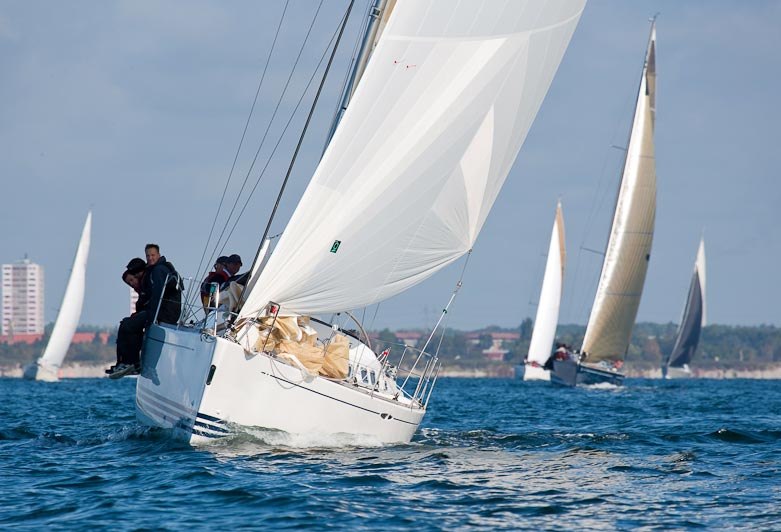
left=666, top=271, right=703, bottom=368
left=580, top=22, right=657, bottom=364
left=666, top=238, right=706, bottom=369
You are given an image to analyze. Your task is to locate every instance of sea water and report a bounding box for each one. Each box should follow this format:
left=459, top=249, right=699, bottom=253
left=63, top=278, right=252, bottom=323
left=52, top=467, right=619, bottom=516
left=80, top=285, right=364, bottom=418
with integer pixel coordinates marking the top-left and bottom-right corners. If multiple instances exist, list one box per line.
left=1, top=377, right=779, bottom=530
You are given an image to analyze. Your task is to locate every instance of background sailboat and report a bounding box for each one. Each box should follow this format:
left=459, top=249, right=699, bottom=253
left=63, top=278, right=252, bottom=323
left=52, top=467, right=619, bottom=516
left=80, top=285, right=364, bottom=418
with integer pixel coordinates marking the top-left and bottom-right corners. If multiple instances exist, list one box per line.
left=515, top=201, right=565, bottom=382
left=552, top=20, right=657, bottom=387
left=135, top=0, right=587, bottom=444
left=23, top=212, right=92, bottom=382
left=664, top=238, right=706, bottom=378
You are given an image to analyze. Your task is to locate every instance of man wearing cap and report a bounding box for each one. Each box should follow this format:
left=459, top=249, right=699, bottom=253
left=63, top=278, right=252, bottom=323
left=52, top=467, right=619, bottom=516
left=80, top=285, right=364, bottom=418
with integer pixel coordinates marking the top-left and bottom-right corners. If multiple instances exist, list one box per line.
left=201, top=256, right=230, bottom=310
left=223, top=254, right=250, bottom=287
left=108, top=257, right=150, bottom=377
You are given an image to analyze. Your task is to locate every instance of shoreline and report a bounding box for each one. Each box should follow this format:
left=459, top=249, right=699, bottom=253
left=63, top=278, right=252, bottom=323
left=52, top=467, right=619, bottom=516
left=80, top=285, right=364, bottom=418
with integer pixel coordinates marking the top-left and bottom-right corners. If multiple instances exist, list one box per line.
left=3, top=363, right=781, bottom=380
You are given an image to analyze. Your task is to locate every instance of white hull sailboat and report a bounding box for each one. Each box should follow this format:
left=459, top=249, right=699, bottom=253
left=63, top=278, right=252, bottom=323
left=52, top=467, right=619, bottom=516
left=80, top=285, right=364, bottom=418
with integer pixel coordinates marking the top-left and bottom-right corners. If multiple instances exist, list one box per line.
left=663, top=238, right=706, bottom=379
left=515, top=201, right=565, bottom=382
left=23, top=212, right=92, bottom=382
left=136, top=0, right=586, bottom=444
left=552, top=20, right=657, bottom=387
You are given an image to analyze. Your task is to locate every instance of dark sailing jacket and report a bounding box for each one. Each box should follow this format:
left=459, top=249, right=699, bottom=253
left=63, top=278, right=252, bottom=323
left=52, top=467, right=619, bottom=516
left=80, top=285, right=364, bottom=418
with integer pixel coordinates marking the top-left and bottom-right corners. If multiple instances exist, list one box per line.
left=142, top=256, right=182, bottom=326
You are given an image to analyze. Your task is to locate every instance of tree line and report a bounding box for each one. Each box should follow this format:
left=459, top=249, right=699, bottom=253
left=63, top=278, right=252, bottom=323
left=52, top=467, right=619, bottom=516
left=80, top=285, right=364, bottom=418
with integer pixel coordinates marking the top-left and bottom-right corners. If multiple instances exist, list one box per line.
left=2, top=322, right=780, bottom=371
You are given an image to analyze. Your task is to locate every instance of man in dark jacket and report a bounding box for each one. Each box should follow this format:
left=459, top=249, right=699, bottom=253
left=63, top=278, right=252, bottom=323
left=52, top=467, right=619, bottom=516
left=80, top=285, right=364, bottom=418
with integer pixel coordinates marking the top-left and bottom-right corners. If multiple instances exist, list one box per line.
left=109, top=246, right=182, bottom=379
left=142, top=251, right=182, bottom=327
left=108, top=258, right=148, bottom=377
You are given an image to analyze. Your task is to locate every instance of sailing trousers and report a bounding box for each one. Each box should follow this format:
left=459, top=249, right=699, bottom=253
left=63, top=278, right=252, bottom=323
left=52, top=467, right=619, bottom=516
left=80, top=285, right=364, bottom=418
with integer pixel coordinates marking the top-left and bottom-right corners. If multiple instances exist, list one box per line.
left=116, top=311, right=148, bottom=366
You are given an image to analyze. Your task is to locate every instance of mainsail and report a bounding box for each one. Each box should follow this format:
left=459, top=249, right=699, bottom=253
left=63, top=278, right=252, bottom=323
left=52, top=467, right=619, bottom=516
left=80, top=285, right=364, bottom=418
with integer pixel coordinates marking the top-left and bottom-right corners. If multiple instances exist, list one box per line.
left=241, top=0, right=586, bottom=318
left=580, top=22, right=657, bottom=363
left=667, top=238, right=706, bottom=368
left=527, top=201, right=565, bottom=366
left=38, top=211, right=92, bottom=372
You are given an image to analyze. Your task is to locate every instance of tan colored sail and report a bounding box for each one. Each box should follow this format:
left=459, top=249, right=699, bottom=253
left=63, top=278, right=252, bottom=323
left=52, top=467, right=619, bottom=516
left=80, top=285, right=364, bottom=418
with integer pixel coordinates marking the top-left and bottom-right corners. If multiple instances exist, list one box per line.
left=555, top=202, right=566, bottom=281
left=581, top=23, right=657, bottom=363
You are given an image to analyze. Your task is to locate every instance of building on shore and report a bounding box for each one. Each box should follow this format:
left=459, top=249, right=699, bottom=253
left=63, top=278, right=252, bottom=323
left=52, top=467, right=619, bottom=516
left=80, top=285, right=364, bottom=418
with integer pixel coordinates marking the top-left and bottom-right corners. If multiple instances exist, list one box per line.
left=1, top=258, right=44, bottom=337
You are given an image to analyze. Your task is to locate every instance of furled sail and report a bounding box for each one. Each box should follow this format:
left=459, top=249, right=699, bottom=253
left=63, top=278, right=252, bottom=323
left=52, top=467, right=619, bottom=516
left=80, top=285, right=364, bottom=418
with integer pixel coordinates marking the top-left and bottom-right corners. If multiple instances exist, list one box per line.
left=527, top=201, right=566, bottom=366
left=38, top=211, right=92, bottom=372
left=667, top=238, right=706, bottom=368
left=581, top=23, right=657, bottom=363
left=241, top=0, right=586, bottom=318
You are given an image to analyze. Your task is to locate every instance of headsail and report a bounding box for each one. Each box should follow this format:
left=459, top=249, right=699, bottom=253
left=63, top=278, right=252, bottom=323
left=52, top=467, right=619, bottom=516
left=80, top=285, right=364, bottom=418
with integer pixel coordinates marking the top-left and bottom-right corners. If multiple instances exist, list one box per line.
left=667, top=238, right=706, bottom=368
left=580, top=22, right=657, bottom=363
left=241, top=0, right=586, bottom=318
left=38, top=211, right=92, bottom=372
left=527, top=201, right=566, bottom=366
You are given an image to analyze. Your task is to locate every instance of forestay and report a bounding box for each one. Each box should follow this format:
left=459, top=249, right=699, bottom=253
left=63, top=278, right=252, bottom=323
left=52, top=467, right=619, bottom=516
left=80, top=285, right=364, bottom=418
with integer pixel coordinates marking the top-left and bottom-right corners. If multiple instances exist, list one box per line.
left=241, top=0, right=586, bottom=318
left=527, top=202, right=565, bottom=366
left=39, top=212, right=91, bottom=371
left=581, top=23, right=657, bottom=362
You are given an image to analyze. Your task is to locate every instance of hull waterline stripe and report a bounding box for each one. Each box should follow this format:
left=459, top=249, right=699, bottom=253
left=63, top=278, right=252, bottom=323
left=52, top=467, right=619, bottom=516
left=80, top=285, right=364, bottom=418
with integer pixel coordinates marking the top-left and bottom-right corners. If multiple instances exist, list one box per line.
left=194, top=420, right=231, bottom=434
left=136, top=397, right=193, bottom=431
left=196, top=411, right=226, bottom=424
left=191, top=428, right=224, bottom=439
left=136, top=393, right=194, bottom=427
left=260, top=370, right=418, bottom=426
left=137, top=384, right=198, bottom=417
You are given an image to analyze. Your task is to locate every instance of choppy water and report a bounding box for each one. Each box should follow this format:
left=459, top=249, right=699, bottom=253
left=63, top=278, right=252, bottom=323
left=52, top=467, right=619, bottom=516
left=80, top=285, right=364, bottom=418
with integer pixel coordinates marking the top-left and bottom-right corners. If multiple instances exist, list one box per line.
left=1, top=377, right=779, bottom=530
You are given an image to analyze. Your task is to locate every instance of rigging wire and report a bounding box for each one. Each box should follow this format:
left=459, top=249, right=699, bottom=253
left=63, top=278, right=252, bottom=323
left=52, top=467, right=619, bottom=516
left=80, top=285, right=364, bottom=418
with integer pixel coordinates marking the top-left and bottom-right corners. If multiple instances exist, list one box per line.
left=563, top=88, right=635, bottom=325
left=324, top=0, right=373, bottom=152
left=239, top=0, right=357, bottom=309
left=400, top=251, right=473, bottom=392
left=216, top=7, right=351, bottom=252
left=191, top=0, right=291, bottom=304
left=205, top=0, right=327, bottom=269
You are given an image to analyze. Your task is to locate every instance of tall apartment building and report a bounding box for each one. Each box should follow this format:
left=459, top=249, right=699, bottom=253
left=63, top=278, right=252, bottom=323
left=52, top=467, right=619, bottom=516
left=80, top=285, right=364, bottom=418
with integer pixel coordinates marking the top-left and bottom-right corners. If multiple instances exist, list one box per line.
left=1, top=258, right=45, bottom=336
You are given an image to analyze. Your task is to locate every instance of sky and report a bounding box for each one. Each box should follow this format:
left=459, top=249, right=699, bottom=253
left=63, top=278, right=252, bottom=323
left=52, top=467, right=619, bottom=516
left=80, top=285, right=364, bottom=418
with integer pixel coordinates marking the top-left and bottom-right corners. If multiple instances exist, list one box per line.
left=1, top=1, right=779, bottom=332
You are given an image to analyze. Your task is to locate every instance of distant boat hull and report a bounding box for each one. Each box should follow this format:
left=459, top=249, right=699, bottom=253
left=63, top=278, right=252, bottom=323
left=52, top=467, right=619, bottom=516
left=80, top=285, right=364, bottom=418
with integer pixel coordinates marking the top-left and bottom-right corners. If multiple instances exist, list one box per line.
left=22, top=363, right=58, bottom=382
left=514, top=363, right=551, bottom=381
left=136, top=324, right=426, bottom=445
left=551, top=357, right=624, bottom=387
left=664, top=364, right=691, bottom=379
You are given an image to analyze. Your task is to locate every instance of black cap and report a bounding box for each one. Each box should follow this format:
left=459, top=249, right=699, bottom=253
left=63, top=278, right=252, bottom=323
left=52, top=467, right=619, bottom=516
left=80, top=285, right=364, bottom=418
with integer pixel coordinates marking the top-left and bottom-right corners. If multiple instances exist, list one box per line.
left=226, top=254, right=242, bottom=265
left=215, top=255, right=229, bottom=267
left=125, top=257, right=146, bottom=274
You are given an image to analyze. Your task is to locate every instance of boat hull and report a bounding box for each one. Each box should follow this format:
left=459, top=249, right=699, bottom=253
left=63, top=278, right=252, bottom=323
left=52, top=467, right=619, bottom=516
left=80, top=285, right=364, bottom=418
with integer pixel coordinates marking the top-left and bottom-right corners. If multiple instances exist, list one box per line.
left=514, top=364, right=550, bottom=381
left=136, top=325, right=425, bottom=445
left=664, top=364, right=691, bottom=379
left=551, top=358, right=624, bottom=387
left=22, top=363, right=59, bottom=382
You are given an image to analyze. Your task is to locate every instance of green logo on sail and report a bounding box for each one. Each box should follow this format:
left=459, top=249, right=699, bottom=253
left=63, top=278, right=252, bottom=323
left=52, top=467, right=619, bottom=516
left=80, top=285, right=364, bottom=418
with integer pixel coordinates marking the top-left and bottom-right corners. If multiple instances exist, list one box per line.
left=330, top=240, right=341, bottom=253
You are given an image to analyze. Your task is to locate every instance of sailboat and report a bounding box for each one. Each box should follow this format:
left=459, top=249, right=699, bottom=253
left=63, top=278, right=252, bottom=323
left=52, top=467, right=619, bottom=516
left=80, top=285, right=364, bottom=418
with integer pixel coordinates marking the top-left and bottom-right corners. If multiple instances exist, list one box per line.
left=135, top=0, right=586, bottom=444
left=514, top=201, right=565, bottom=381
left=23, top=212, right=92, bottom=382
left=663, top=238, right=706, bottom=378
left=551, top=20, right=657, bottom=387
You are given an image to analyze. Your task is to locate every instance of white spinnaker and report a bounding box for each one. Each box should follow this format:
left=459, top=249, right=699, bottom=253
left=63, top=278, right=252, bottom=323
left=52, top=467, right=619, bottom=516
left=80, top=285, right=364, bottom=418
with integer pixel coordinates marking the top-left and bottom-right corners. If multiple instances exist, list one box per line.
left=527, top=202, right=565, bottom=366
left=39, top=212, right=91, bottom=371
left=241, top=0, right=586, bottom=318
left=696, top=237, right=706, bottom=326
left=581, top=24, right=657, bottom=362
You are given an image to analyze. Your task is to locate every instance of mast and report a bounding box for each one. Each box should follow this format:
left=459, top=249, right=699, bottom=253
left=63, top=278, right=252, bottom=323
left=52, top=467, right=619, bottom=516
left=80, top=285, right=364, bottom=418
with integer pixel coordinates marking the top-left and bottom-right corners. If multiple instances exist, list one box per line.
left=581, top=19, right=657, bottom=362
left=325, top=0, right=393, bottom=146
